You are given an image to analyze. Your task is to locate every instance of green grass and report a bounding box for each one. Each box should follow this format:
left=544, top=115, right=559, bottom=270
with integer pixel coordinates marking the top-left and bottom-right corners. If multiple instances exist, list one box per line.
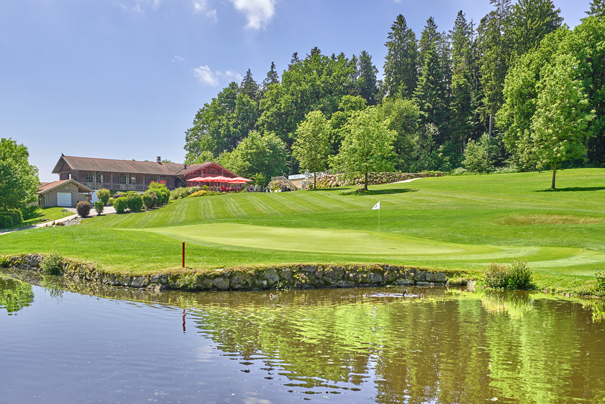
left=7, top=207, right=75, bottom=229
left=2, top=168, right=605, bottom=293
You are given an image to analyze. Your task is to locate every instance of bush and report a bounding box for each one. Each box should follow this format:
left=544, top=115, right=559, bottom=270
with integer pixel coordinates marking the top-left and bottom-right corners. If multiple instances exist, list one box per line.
left=190, top=190, right=207, bottom=197
left=40, top=251, right=63, bottom=275
left=113, top=193, right=125, bottom=199
left=107, top=197, right=114, bottom=206
left=113, top=197, right=128, bottom=213
left=145, top=192, right=157, bottom=208
left=97, top=189, right=111, bottom=205
left=76, top=201, right=92, bottom=217
left=0, top=214, right=12, bottom=229
left=596, top=270, right=605, bottom=291
left=203, top=185, right=209, bottom=191
left=94, top=201, right=104, bottom=215
left=126, top=192, right=143, bottom=212
left=484, top=259, right=533, bottom=290
left=0, top=255, right=10, bottom=268
left=142, top=194, right=153, bottom=210
left=147, top=182, right=170, bottom=205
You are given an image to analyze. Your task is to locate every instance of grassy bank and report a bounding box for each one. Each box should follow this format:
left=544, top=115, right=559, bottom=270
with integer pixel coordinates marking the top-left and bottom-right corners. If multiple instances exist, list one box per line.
left=1, top=168, right=604, bottom=294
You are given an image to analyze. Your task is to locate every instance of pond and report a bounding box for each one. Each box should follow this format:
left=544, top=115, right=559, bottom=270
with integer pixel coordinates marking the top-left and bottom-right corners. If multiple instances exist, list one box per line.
left=1, top=270, right=605, bottom=403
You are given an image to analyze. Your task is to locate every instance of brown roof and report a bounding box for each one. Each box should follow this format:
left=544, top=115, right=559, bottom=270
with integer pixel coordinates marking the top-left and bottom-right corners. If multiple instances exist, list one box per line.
left=52, top=155, right=238, bottom=178
left=53, top=155, right=187, bottom=176
left=38, top=179, right=93, bottom=194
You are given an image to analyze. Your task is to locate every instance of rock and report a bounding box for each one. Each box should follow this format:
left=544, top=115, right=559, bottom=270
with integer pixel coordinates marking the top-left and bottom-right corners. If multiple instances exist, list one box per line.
left=414, top=271, right=426, bottom=282
left=131, top=276, right=147, bottom=288
left=324, top=266, right=344, bottom=280
left=280, top=268, right=292, bottom=281
left=395, top=279, right=414, bottom=286
left=263, top=268, right=279, bottom=286
left=213, top=278, right=229, bottom=290
left=426, top=272, right=447, bottom=282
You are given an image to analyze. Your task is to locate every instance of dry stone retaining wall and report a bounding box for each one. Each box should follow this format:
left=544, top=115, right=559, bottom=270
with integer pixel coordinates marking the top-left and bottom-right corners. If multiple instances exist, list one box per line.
left=4, top=254, right=450, bottom=292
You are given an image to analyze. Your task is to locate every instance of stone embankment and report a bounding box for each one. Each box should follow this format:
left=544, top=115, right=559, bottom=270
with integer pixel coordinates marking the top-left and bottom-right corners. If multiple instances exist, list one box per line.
left=4, top=254, right=451, bottom=292
left=313, top=172, right=444, bottom=189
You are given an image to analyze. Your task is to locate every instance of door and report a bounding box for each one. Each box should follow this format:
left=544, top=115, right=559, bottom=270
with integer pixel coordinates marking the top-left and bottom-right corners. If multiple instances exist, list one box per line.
left=57, top=192, right=72, bottom=207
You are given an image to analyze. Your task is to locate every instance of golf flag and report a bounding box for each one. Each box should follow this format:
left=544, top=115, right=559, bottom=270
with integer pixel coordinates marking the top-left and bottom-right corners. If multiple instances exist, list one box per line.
left=372, top=201, right=380, bottom=210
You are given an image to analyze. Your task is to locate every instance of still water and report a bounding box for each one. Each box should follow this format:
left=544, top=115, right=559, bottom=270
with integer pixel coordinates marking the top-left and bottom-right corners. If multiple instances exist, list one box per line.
left=1, top=270, right=605, bottom=404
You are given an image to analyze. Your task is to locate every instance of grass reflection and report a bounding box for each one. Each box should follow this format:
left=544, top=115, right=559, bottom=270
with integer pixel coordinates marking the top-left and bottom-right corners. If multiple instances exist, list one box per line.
left=0, top=274, right=34, bottom=314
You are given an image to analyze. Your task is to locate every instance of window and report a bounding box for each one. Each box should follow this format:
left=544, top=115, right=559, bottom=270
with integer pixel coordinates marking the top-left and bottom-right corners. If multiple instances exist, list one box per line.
left=86, top=172, right=93, bottom=182
left=130, top=174, right=136, bottom=184
left=211, top=169, right=216, bottom=175
left=160, top=176, right=166, bottom=183
left=151, top=175, right=158, bottom=183
left=120, top=174, right=127, bottom=184
left=96, top=172, right=103, bottom=183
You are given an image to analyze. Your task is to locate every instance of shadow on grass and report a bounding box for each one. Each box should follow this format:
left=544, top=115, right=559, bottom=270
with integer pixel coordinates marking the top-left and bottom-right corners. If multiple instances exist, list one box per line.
left=340, top=188, right=419, bottom=196
left=311, top=188, right=344, bottom=192
left=536, top=187, right=605, bottom=193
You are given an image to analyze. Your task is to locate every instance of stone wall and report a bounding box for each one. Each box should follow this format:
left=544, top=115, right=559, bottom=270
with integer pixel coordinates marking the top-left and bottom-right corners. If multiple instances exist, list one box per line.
left=4, top=254, right=451, bottom=292
left=312, top=172, right=444, bottom=189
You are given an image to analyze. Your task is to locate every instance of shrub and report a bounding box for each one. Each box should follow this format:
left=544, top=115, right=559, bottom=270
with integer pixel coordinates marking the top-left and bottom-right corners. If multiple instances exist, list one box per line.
left=190, top=190, right=207, bottom=197
left=76, top=201, right=92, bottom=217
left=507, top=259, right=533, bottom=289
left=596, top=271, right=605, bottom=291
left=142, top=194, right=153, bottom=210
left=0, top=255, right=10, bottom=267
left=97, top=189, right=111, bottom=205
left=113, top=193, right=125, bottom=199
left=189, top=186, right=201, bottom=194
left=145, top=192, right=157, bottom=208
left=40, top=251, right=63, bottom=275
left=0, top=214, right=12, bottom=229
left=483, top=259, right=533, bottom=290
left=107, top=197, right=114, bottom=206
left=113, top=197, right=128, bottom=213
left=147, top=182, right=170, bottom=205
left=94, top=201, right=104, bottom=215
left=126, top=192, right=143, bottom=212
left=203, top=185, right=209, bottom=191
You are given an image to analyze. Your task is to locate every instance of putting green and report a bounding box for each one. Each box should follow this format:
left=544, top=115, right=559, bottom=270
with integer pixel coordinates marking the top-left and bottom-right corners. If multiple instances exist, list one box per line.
left=143, top=223, right=605, bottom=273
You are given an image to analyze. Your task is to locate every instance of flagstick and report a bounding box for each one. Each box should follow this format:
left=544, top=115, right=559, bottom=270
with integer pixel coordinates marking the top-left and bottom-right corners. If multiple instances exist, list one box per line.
left=377, top=204, right=380, bottom=251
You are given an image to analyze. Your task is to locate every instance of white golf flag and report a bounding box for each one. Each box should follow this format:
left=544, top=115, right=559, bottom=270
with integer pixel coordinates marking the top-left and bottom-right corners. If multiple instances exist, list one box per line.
left=372, top=201, right=380, bottom=210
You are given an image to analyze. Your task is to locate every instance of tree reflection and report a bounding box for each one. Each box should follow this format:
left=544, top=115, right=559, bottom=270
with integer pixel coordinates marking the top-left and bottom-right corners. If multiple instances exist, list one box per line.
left=0, top=275, right=34, bottom=314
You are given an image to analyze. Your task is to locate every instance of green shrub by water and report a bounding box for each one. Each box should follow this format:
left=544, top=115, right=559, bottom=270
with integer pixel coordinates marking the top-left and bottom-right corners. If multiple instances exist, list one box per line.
left=40, top=251, right=63, bottom=275
left=597, top=271, right=605, bottom=291
left=484, top=259, right=533, bottom=290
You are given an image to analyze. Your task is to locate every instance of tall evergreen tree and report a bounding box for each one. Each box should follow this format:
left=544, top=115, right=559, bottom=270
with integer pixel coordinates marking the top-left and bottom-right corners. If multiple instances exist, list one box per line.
left=414, top=19, right=450, bottom=144
left=357, top=51, right=379, bottom=105
left=262, top=62, right=280, bottom=92
left=586, top=0, right=605, bottom=16
left=383, top=14, right=418, bottom=99
left=288, top=52, right=300, bottom=70
left=478, top=0, right=512, bottom=138
left=509, top=0, right=563, bottom=63
left=449, top=11, right=474, bottom=151
left=240, top=69, right=259, bottom=101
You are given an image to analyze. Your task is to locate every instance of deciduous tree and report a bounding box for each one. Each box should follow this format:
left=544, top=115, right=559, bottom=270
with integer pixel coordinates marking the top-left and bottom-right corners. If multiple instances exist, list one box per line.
left=292, top=111, right=330, bottom=189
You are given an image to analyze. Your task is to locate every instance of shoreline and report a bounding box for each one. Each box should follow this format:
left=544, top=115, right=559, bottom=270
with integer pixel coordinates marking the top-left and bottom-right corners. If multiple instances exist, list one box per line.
left=3, top=254, right=458, bottom=292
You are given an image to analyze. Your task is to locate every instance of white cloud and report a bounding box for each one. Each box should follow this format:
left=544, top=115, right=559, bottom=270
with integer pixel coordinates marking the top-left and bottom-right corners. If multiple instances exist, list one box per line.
left=206, top=9, right=217, bottom=20
left=172, top=56, right=186, bottom=62
left=224, top=70, right=243, bottom=81
left=192, top=0, right=218, bottom=20
left=193, top=66, right=243, bottom=85
left=229, top=0, right=276, bottom=29
left=193, top=66, right=220, bottom=86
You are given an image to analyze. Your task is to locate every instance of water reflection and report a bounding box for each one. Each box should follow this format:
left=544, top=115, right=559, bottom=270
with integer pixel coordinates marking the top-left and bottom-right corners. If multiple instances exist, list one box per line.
left=2, top=268, right=605, bottom=403
left=0, top=274, right=34, bottom=314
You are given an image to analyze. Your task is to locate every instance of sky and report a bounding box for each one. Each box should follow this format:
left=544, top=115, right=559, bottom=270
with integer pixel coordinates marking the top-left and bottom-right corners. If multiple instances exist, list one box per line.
left=0, top=0, right=592, bottom=182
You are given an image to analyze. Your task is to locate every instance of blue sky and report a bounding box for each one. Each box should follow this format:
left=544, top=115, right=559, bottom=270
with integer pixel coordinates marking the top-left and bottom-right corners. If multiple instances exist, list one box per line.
left=0, top=0, right=591, bottom=182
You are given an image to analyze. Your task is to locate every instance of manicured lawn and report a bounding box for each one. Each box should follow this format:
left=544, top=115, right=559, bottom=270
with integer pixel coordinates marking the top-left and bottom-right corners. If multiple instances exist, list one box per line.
left=2, top=168, right=604, bottom=292
left=4, top=207, right=75, bottom=229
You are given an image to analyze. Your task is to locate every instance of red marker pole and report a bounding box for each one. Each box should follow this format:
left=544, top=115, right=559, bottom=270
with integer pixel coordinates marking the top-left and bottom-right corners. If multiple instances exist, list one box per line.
left=182, top=242, right=185, bottom=268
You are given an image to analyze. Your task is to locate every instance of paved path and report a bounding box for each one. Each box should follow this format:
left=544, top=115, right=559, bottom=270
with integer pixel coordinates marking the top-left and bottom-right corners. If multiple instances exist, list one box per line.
left=394, top=178, right=423, bottom=184
left=0, top=206, right=116, bottom=235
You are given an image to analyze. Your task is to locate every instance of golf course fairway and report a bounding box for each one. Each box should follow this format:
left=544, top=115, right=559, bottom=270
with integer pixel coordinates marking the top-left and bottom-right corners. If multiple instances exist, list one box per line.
left=2, top=168, right=604, bottom=293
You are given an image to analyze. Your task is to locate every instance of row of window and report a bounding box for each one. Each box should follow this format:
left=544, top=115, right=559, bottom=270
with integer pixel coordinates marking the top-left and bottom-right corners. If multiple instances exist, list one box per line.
left=84, top=172, right=166, bottom=185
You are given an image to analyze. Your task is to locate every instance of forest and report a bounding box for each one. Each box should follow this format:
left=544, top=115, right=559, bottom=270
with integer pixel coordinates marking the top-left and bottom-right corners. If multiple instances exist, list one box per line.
left=183, top=0, right=605, bottom=186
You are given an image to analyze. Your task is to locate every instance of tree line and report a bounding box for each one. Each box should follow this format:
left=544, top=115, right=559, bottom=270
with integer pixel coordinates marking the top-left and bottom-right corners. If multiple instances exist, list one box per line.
left=184, top=0, right=605, bottom=188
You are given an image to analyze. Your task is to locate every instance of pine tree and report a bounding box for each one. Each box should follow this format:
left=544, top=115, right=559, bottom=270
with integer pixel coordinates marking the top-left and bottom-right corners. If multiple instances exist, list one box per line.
left=478, top=0, right=512, bottom=138
left=419, top=17, right=441, bottom=68
left=357, top=51, right=379, bottom=105
left=240, top=69, right=259, bottom=101
left=288, top=52, right=300, bottom=70
left=262, top=62, right=280, bottom=92
left=586, top=0, right=605, bottom=16
left=383, top=14, right=418, bottom=99
left=509, top=0, right=563, bottom=62
left=449, top=11, right=474, bottom=151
